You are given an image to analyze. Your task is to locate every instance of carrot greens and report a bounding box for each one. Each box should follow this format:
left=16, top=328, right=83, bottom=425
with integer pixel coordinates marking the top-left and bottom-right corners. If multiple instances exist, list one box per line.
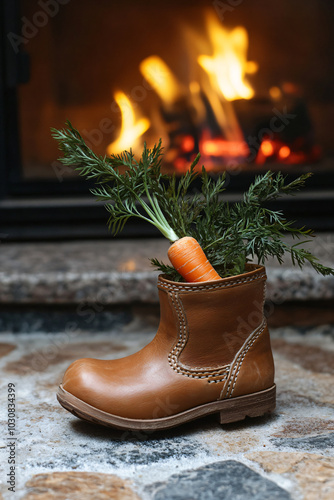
left=52, top=122, right=334, bottom=280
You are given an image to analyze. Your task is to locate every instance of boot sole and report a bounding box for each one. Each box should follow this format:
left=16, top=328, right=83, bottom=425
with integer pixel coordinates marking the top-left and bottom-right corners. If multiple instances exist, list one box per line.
left=57, top=384, right=276, bottom=431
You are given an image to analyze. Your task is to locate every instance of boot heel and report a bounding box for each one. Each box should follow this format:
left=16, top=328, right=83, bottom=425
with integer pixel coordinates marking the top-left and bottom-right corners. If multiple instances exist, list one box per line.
left=219, top=385, right=276, bottom=425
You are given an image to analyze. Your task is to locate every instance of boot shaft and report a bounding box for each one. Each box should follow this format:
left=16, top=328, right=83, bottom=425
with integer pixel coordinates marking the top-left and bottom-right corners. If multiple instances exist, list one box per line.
left=157, top=264, right=268, bottom=373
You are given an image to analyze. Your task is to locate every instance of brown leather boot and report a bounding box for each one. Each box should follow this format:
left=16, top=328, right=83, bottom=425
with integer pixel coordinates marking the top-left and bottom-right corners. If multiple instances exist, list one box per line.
left=57, top=264, right=275, bottom=431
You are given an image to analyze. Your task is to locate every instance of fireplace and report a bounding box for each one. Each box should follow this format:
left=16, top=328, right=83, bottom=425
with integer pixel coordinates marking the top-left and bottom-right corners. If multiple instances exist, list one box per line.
left=1, top=0, right=334, bottom=239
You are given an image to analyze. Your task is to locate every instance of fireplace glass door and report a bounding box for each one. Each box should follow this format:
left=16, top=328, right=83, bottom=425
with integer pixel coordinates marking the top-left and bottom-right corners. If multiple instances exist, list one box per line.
left=1, top=0, right=334, bottom=238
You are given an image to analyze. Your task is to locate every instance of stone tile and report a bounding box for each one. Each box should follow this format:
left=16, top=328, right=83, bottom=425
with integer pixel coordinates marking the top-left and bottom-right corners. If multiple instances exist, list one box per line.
left=145, top=460, right=291, bottom=499
left=272, top=432, right=334, bottom=452
left=0, top=239, right=165, bottom=304
left=247, top=451, right=334, bottom=500
left=274, top=356, right=334, bottom=407
left=272, top=418, right=334, bottom=438
left=277, top=390, right=334, bottom=412
left=22, top=472, right=140, bottom=500
left=0, top=270, right=160, bottom=305
left=23, top=432, right=210, bottom=470
left=266, top=267, right=334, bottom=302
left=0, top=343, right=16, bottom=358
left=0, top=240, right=167, bottom=274
left=197, top=414, right=276, bottom=455
left=4, top=341, right=127, bottom=375
left=271, top=338, right=334, bottom=374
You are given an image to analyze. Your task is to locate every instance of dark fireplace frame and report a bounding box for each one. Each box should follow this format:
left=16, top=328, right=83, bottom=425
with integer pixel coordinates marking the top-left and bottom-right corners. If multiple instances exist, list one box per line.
left=1, top=0, right=334, bottom=241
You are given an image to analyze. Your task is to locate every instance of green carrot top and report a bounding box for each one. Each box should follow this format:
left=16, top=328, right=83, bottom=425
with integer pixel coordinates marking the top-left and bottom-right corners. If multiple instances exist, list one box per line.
left=52, top=121, right=334, bottom=281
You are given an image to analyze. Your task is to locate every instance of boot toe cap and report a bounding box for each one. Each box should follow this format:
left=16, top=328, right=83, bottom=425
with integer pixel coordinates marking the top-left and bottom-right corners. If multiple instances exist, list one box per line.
left=62, top=358, right=100, bottom=404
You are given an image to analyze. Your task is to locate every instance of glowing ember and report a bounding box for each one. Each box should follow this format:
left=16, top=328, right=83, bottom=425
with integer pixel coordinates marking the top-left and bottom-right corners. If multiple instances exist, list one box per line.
left=269, top=86, right=282, bottom=100
left=278, top=145, right=291, bottom=159
left=201, top=138, right=249, bottom=158
left=181, top=135, right=195, bottom=153
left=107, top=91, right=150, bottom=155
left=261, top=140, right=274, bottom=157
left=256, top=140, right=311, bottom=165
left=198, top=13, right=257, bottom=101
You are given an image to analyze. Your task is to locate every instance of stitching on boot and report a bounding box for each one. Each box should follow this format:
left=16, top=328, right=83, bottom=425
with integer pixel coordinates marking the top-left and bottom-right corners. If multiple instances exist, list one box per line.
left=158, top=271, right=266, bottom=294
left=222, top=277, right=267, bottom=398
left=225, top=321, right=267, bottom=398
left=223, top=280, right=267, bottom=398
left=167, top=291, right=230, bottom=382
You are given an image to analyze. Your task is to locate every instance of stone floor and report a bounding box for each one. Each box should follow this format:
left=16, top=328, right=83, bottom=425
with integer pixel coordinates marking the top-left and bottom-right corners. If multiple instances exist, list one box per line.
left=0, top=311, right=333, bottom=500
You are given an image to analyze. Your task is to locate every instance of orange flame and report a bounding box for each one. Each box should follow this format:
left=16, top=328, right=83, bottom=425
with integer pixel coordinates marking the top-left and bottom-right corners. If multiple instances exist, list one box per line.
left=198, top=14, right=257, bottom=101
left=140, top=56, right=182, bottom=106
left=107, top=91, right=150, bottom=155
left=107, top=13, right=261, bottom=166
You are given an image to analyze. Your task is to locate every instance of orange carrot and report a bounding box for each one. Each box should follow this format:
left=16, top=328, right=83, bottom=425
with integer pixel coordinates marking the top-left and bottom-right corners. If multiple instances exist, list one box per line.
left=168, top=236, right=221, bottom=282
